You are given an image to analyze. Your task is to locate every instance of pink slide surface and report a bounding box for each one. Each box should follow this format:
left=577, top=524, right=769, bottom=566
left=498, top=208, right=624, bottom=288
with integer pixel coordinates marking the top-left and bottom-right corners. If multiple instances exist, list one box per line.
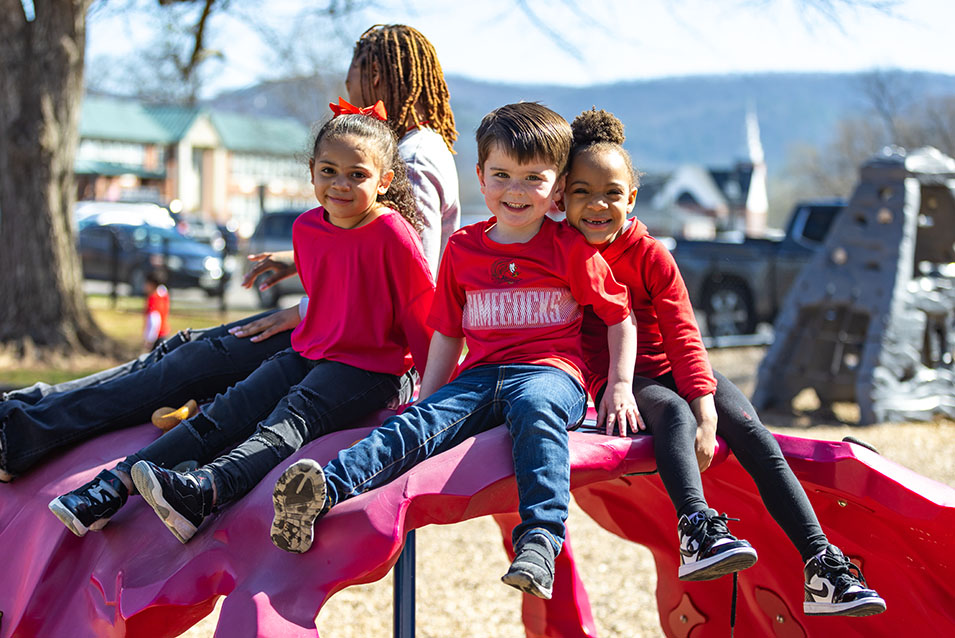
left=2, top=408, right=953, bottom=637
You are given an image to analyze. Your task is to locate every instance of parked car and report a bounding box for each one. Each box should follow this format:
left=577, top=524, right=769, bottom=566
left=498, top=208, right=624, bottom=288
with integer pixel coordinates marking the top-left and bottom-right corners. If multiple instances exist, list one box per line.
left=175, top=215, right=228, bottom=253
left=216, top=222, right=240, bottom=255
left=246, top=209, right=306, bottom=308
left=74, top=201, right=175, bottom=229
left=77, top=222, right=232, bottom=295
left=670, top=199, right=846, bottom=336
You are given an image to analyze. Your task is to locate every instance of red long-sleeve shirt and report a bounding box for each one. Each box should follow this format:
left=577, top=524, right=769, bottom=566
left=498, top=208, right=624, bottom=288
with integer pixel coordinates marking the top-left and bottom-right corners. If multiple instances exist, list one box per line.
left=581, top=219, right=716, bottom=402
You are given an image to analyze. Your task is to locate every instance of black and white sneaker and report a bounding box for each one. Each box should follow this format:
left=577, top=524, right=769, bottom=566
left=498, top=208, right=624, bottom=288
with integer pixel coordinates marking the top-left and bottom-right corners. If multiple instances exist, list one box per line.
left=501, top=532, right=556, bottom=599
left=271, top=459, right=328, bottom=554
left=804, top=545, right=886, bottom=616
left=131, top=460, right=215, bottom=544
left=49, top=469, right=129, bottom=536
left=678, top=508, right=758, bottom=581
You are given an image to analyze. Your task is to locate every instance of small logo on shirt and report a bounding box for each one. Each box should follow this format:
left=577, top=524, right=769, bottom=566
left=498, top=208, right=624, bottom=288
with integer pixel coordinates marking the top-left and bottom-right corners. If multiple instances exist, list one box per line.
left=491, top=258, right=520, bottom=285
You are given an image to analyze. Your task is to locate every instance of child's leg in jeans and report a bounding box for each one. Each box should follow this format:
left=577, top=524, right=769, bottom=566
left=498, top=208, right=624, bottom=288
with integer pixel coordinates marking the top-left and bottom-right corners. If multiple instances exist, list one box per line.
left=500, top=365, right=585, bottom=600
left=49, top=347, right=308, bottom=537
left=321, top=365, right=503, bottom=507
left=271, top=365, right=504, bottom=553
left=504, top=366, right=587, bottom=552
left=1, top=318, right=292, bottom=476
left=710, top=369, right=828, bottom=561
left=115, top=347, right=308, bottom=479
left=206, top=360, right=402, bottom=507
left=130, top=358, right=399, bottom=543
left=3, top=309, right=281, bottom=404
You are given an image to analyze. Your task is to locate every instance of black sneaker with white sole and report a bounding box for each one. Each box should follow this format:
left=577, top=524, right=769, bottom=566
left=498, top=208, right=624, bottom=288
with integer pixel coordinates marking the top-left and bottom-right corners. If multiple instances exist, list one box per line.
left=271, top=459, right=329, bottom=554
left=49, top=469, right=129, bottom=536
left=678, top=508, right=758, bottom=581
left=501, top=532, right=556, bottom=599
left=131, top=460, right=214, bottom=544
left=804, top=545, right=886, bottom=616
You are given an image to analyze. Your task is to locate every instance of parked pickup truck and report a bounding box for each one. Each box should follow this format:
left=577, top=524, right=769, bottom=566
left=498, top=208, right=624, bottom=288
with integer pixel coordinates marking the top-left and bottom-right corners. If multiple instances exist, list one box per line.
left=669, top=199, right=846, bottom=337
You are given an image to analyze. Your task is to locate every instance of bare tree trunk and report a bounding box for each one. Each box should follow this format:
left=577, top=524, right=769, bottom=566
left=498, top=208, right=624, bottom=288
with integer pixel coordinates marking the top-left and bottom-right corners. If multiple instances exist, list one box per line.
left=0, top=0, right=125, bottom=361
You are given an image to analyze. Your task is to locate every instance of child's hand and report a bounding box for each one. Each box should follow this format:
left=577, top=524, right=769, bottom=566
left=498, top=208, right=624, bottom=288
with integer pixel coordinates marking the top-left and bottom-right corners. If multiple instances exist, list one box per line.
left=695, top=422, right=717, bottom=471
left=690, top=394, right=718, bottom=471
left=229, top=306, right=300, bottom=342
left=242, top=251, right=297, bottom=289
left=597, top=381, right=644, bottom=436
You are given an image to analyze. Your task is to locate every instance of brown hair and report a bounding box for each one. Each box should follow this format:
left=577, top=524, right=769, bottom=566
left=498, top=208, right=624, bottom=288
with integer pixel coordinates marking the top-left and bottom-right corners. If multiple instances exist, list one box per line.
left=351, top=24, right=457, bottom=152
left=476, top=102, right=572, bottom=174
left=569, top=107, right=640, bottom=188
left=309, top=114, right=420, bottom=230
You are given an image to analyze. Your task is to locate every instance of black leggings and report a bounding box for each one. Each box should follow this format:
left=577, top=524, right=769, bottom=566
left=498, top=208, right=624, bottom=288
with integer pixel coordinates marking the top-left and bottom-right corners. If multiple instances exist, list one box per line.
left=602, top=370, right=829, bottom=561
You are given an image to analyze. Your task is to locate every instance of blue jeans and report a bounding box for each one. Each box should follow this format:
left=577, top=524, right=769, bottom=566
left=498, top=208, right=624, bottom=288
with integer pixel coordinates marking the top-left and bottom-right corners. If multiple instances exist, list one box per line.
left=117, top=350, right=405, bottom=506
left=322, top=364, right=586, bottom=553
left=0, top=312, right=292, bottom=475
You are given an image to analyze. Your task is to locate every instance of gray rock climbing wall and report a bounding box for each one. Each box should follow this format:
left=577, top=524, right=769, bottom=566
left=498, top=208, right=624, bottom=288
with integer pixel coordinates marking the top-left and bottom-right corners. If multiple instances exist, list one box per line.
left=752, top=147, right=955, bottom=424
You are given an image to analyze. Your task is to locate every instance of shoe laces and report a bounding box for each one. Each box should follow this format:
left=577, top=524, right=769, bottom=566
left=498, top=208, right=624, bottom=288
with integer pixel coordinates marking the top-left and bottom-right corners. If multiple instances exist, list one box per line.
left=703, top=512, right=738, bottom=536
left=685, top=511, right=738, bottom=544
left=818, top=550, right=867, bottom=589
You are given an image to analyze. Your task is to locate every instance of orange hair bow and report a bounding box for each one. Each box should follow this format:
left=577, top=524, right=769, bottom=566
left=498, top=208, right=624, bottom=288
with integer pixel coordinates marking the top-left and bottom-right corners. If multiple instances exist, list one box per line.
left=328, top=97, right=388, bottom=122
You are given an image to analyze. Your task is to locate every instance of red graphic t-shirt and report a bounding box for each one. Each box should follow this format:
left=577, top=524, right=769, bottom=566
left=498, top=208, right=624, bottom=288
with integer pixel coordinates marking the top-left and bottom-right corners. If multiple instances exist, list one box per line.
left=428, top=217, right=630, bottom=385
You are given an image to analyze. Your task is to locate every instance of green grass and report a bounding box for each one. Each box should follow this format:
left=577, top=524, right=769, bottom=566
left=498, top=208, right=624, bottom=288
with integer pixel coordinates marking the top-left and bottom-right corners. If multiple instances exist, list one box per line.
left=1, top=294, right=255, bottom=389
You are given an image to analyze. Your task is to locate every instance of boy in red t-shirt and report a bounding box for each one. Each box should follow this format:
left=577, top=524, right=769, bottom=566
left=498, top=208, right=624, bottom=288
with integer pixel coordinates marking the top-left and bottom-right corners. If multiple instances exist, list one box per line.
left=143, top=269, right=171, bottom=351
left=270, top=102, right=640, bottom=600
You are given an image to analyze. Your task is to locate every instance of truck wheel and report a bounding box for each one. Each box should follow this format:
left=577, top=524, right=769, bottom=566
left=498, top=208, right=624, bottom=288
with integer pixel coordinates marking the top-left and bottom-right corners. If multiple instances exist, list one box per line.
left=256, top=276, right=280, bottom=308
left=702, top=280, right=756, bottom=337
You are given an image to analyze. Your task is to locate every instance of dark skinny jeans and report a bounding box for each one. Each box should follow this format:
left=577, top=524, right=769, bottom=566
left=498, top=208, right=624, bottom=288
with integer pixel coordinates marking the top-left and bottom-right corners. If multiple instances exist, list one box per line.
left=116, top=350, right=405, bottom=506
left=0, top=312, right=291, bottom=475
left=600, top=369, right=829, bottom=562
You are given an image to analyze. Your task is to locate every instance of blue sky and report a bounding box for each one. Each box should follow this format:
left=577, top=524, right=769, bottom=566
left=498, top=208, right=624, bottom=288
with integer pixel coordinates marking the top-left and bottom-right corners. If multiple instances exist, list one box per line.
left=87, top=0, right=955, bottom=96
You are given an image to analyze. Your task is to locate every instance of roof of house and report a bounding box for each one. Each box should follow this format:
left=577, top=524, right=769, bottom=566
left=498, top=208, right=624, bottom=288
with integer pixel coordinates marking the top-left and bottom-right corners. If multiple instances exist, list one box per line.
left=143, top=104, right=202, bottom=141
left=211, top=111, right=309, bottom=156
left=79, top=96, right=175, bottom=144
left=80, top=95, right=309, bottom=156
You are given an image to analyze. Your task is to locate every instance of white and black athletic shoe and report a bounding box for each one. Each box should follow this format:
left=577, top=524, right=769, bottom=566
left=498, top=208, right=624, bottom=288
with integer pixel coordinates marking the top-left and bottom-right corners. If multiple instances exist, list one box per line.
left=49, top=469, right=129, bottom=536
left=271, top=459, right=329, bottom=554
left=804, top=545, right=886, bottom=616
left=678, top=508, right=758, bottom=581
left=132, top=460, right=215, bottom=544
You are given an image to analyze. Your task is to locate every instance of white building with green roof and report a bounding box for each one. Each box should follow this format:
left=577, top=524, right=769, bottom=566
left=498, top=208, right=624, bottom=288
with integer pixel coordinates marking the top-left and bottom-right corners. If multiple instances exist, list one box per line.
left=77, top=95, right=314, bottom=236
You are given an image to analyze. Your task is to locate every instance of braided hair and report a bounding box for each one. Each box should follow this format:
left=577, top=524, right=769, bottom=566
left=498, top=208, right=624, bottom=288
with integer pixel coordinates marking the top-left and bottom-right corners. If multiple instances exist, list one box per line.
left=569, top=108, right=640, bottom=188
left=351, top=24, right=457, bottom=153
left=309, top=114, right=421, bottom=231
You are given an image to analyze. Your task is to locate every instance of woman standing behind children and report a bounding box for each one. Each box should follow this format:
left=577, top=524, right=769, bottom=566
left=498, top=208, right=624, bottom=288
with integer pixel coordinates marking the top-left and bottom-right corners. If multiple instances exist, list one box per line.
left=49, top=109, right=435, bottom=544
left=561, top=108, right=885, bottom=617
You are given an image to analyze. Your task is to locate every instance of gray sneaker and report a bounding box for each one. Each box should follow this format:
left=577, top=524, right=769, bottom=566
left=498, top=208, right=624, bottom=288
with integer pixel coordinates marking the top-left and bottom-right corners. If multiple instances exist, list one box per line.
left=271, top=459, right=328, bottom=554
left=501, top=533, right=556, bottom=599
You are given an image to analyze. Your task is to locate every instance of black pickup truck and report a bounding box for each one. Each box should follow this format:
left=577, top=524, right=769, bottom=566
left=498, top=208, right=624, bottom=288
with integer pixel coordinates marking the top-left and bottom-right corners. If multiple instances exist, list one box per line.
left=669, top=200, right=846, bottom=337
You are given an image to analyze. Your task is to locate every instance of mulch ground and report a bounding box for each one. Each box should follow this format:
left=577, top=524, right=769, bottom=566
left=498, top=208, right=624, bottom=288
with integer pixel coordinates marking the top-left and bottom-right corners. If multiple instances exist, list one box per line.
left=182, top=347, right=955, bottom=637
